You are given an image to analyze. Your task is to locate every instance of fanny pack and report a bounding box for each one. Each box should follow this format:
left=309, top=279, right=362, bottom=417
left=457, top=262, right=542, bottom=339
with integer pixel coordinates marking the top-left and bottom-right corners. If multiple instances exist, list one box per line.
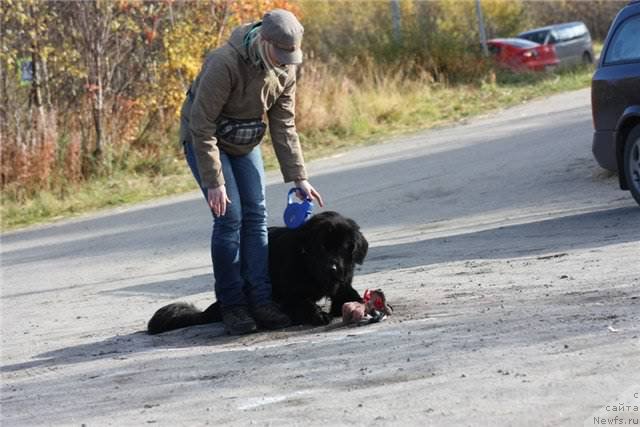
left=216, top=116, right=267, bottom=146
left=185, top=87, right=266, bottom=147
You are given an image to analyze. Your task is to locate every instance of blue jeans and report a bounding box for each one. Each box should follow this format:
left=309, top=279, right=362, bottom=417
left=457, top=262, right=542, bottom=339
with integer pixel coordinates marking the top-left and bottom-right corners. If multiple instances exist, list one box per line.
left=183, top=141, right=272, bottom=308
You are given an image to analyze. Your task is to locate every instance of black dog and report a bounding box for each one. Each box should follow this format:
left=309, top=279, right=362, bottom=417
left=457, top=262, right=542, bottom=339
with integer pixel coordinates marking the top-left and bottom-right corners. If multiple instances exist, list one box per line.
left=147, top=211, right=368, bottom=334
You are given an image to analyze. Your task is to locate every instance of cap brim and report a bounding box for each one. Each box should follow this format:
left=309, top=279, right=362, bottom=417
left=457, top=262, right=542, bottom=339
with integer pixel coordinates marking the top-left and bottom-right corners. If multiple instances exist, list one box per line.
left=272, top=47, right=303, bottom=65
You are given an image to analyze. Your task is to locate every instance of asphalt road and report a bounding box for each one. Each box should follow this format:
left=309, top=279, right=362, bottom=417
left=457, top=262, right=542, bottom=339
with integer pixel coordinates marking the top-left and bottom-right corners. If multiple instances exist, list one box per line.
left=1, top=88, right=639, bottom=426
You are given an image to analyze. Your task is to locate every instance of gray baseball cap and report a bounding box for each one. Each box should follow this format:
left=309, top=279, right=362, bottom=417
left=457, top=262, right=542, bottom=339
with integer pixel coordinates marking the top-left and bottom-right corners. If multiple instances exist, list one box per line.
left=261, top=9, right=304, bottom=65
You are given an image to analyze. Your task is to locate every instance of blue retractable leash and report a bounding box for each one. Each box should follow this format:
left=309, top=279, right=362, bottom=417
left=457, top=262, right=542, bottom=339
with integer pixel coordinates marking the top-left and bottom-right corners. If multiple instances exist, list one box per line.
left=283, top=188, right=313, bottom=229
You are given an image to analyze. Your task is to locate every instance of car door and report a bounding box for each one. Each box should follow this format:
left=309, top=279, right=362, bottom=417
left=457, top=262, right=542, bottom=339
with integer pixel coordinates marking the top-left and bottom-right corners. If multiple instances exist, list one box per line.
left=595, top=12, right=640, bottom=128
left=566, top=25, right=585, bottom=64
left=550, top=27, right=575, bottom=64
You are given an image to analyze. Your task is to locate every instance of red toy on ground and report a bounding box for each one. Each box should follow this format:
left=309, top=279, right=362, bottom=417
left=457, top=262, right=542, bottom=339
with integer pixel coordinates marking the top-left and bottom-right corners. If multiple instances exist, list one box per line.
left=342, top=289, right=393, bottom=325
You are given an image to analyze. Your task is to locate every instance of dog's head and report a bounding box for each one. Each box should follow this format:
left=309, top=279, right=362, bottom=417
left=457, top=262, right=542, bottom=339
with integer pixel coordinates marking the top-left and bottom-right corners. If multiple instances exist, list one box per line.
left=299, top=211, right=368, bottom=291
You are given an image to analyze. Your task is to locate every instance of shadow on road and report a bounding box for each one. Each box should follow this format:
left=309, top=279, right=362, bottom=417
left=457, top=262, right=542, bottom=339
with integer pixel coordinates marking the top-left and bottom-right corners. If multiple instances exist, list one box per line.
left=1, top=117, right=600, bottom=269
left=0, top=325, right=233, bottom=374
left=0, top=319, right=334, bottom=375
left=105, top=273, right=212, bottom=298
left=365, top=206, right=640, bottom=272
left=4, top=205, right=636, bottom=376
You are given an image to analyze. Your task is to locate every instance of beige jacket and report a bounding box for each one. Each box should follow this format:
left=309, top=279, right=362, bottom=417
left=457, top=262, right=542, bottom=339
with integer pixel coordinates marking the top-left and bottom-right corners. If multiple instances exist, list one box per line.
left=180, top=23, right=307, bottom=189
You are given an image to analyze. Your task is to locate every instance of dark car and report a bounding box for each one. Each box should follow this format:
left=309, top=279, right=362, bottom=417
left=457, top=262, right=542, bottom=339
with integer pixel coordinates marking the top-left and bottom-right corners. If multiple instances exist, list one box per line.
left=591, top=0, right=640, bottom=205
left=487, top=38, right=559, bottom=72
left=518, top=21, right=594, bottom=66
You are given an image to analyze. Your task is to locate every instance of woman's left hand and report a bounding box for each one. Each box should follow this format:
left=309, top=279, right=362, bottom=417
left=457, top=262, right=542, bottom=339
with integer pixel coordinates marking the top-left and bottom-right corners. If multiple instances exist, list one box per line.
left=294, top=179, right=324, bottom=207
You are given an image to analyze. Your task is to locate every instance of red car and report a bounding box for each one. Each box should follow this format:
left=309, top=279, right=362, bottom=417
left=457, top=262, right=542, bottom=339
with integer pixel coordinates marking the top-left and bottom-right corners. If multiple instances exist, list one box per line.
left=487, top=38, right=559, bottom=71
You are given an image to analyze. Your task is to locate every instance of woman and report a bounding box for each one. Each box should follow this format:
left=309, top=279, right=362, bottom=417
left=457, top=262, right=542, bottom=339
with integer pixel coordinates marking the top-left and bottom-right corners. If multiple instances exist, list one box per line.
left=180, top=9, right=323, bottom=335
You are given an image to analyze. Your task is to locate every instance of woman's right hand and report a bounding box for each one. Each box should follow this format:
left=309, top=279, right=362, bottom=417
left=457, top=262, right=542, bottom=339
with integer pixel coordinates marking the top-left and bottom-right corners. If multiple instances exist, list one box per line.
left=207, top=185, right=231, bottom=217
left=294, top=179, right=324, bottom=207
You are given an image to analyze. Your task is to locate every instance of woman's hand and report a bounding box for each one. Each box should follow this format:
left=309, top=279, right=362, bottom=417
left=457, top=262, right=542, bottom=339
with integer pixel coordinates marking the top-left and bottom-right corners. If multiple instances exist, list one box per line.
left=207, top=185, right=232, bottom=217
left=294, top=179, right=324, bottom=207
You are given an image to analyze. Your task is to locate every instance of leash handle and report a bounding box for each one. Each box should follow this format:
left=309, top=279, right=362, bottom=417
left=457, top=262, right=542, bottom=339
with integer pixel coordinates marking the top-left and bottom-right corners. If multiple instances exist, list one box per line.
left=284, top=188, right=313, bottom=229
left=287, top=187, right=312, bottom=203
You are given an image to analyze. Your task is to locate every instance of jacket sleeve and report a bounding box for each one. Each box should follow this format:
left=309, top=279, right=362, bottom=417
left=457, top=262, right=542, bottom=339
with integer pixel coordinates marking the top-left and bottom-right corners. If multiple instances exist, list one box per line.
left=267, top=71, right=308, bottom=183
left=189, top=57, right=232, bottom=189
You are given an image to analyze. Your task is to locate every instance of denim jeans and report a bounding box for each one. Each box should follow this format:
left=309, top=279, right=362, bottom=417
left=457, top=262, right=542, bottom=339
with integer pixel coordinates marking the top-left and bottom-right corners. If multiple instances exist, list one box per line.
left=183, top=140, right=272, bottom=308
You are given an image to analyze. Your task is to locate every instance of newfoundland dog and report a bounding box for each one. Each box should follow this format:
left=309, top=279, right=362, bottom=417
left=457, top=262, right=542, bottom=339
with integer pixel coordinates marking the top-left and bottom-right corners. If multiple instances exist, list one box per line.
left=147, top=211, right=368, bottom=334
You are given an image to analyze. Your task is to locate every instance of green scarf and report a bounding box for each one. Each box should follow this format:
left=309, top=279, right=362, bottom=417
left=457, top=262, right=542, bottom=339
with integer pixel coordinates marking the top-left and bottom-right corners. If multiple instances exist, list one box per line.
left=244, top=23, right=264, bottom=68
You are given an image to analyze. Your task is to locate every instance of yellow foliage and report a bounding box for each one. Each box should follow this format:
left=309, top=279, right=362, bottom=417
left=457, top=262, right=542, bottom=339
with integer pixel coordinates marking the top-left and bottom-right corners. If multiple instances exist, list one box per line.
left=231, top=0, right=302, bottom=22
left=480, top=0, right=526, bottom=38
left=437, top=0, right=525, bottom=40
left=155, top=0, right=300, bottom=118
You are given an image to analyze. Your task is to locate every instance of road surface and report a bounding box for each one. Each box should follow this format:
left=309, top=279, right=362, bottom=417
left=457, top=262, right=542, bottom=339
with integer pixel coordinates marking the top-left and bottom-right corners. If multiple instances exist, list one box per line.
left=1, top=88, right=639, bottom=426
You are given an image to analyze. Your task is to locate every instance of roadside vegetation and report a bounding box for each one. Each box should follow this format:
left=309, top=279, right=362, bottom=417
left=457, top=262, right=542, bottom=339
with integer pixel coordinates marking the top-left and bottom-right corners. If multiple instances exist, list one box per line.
left=0, top=0, right=622, bottom=230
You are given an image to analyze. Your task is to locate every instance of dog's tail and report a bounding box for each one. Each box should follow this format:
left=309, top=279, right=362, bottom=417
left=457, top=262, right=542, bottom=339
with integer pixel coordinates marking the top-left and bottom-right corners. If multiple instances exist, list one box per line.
left=147, top=301, right=221, bottom=334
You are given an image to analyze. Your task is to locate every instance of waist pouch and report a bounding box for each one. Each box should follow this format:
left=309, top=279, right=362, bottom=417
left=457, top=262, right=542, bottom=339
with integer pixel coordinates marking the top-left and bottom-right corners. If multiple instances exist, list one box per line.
left=216, top=116, right=267, bottom=146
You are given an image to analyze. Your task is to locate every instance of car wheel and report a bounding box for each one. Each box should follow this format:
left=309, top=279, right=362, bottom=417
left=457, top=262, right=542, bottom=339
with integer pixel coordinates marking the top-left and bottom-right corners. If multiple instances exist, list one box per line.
left=582, top=51, right=593, bottom=64
left=624, top=126, right=640, bottom=206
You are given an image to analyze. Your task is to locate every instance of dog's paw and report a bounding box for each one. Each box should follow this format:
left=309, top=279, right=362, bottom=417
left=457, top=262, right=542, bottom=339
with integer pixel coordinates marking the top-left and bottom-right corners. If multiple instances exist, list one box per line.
left=310, top=310, right=332, bottom=326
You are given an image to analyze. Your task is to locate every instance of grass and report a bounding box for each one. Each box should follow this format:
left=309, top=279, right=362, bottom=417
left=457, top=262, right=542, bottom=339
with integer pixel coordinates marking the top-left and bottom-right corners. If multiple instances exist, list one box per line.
left=0, top=64, right=594, bottom=232
left=0, top=172, right=196, bottom=230
left=264, top=63, right=593, bottom=167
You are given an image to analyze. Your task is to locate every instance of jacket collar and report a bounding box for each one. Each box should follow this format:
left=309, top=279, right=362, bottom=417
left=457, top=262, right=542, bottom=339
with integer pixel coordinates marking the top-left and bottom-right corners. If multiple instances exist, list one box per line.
left=228, top=23, right=256, bottom=64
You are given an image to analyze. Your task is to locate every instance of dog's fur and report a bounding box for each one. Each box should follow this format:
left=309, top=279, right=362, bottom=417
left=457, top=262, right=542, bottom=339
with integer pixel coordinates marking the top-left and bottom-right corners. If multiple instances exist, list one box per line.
left=147, top=211, right=368, bottom=334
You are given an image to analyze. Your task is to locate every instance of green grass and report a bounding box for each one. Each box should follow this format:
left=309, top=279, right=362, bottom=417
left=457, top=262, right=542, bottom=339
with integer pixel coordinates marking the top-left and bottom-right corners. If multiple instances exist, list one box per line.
left=1, top=65, right=594, bottom=232
left=1, top=172, right=196, bottom=230
left=267, top=64, right=593, bottom=161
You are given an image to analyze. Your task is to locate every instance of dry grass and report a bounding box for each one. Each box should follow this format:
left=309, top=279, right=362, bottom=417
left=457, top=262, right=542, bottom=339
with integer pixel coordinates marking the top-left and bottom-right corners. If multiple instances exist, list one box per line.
left=1, top=61, right=593, bottom=231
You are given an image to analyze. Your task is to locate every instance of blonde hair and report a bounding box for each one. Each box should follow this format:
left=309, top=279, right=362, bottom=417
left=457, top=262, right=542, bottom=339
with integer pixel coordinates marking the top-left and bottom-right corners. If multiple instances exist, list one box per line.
left=248, top=30, right=286, bottom=105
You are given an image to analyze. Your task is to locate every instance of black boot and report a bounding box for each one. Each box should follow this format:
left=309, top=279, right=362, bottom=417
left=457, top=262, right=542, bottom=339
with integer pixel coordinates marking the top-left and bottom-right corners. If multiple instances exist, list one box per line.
left=252, top=302, right=292, bottom=330
left=220, top=305, right=257, bottom=335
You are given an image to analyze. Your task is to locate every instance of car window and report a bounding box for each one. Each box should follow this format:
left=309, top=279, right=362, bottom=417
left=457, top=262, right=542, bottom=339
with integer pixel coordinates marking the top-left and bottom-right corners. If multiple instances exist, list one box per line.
left=519, top=30, right=548, bottom=44
left=554, top=28, right=571, bottom=42
left=554, top=24, right=587, bottom=42
left=576, top=23, right=588, bottom=38
left=605, top=14, right=640, bottom=64
left=505, top=39, right=538, bottom=48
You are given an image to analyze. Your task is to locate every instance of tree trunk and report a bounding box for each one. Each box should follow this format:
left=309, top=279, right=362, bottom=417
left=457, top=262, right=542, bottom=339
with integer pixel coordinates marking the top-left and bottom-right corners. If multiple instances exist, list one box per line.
left=92, top=44, right=104, bottom=159
left=0, top=22, right=8, bottom=145
left=29, top=3, right=46, bottom=146
left=41, top=57, right=52, bottom=109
